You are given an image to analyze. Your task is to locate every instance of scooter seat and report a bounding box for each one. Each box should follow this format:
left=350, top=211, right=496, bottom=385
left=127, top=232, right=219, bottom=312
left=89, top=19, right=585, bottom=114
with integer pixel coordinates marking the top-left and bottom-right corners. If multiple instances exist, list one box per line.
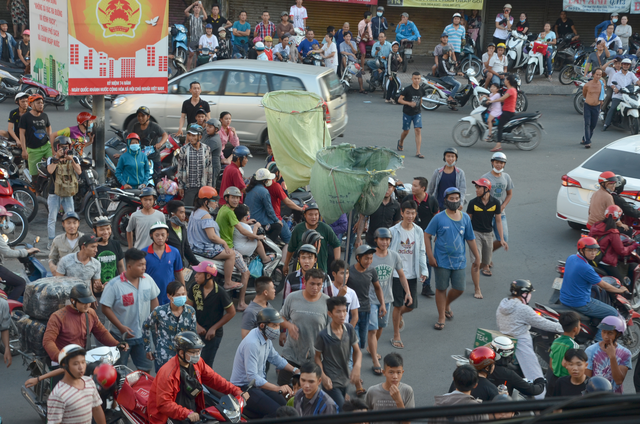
left=426, top=77, right=454, bottom=87
left=546, top=302, right=593, bottom=323
left=512, top=112, right=539, bottom=119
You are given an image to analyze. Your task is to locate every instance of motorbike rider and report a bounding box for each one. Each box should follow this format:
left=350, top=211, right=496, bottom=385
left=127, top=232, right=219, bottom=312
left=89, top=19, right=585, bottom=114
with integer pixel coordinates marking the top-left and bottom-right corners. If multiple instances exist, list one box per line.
left=612, top=175, right=640, bottom=223
left=587, top=171, right=629, bottom=229
left=368, top=32, right=392, bottom=86
left=436, top=46, right=464, bottom=108
left=588, top=205, right=638, bottom=282
left=273, top=34, right=290, bottom=62
left=115, top=133, right=151, bottom=189
left=432, top=33, right=455, bottom=76
left=585, top=316, right=631, bottom=393
left=126, top=106, right=168, bottom=182
left=147, top=331, right=246, bottom=424
left=559, top=237, right=628, bottom=341
left=496, top=279, right=563, bottom=399
left=219, top=145, right=251, bottom=205
left=0, top=205, right=36, bottom=300
left=603, top=58, right=640, bottom=131
left=456, top=346, right=499, bottom=401
left=55, top=111, right=96, bottom=155
left=487, top=336, right=546, bottom=398
left=1, top=92, right=29, bottom=143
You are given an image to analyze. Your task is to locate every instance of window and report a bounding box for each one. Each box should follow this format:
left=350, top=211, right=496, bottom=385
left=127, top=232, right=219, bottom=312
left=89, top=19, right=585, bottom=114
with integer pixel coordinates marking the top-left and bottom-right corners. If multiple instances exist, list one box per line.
left=320, top=71, right=344, bottom=101
left=224, top=71, right=268, bottom=96
left=176, top=70, right=224, bottom=95
left=270, top=75, right=305, bottom=92
left=582, top=148, right=640, bottom=179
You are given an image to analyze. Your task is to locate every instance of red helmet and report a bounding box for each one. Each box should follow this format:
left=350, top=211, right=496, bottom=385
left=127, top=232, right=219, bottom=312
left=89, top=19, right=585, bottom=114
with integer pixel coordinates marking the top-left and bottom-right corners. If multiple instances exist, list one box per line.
left=604, top=205, right=623, bottom=220
left=94, top=363, right=117, bottom=389
left=598, top=171, right=617, bottom=185
left=77, top=111, right=97, bottom=126
left=472, top=178, right=492, bottom=191
left=469, top=346, right=496, bottom=371
left=577, top=236, right=599, bottom=250
left=126, top=133, right=140, bottom=141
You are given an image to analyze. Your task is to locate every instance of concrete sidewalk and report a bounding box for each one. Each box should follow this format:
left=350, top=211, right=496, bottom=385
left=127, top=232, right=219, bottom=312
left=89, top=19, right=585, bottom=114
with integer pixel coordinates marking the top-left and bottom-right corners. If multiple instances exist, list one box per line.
left=392, top=55, right=575, bottom=96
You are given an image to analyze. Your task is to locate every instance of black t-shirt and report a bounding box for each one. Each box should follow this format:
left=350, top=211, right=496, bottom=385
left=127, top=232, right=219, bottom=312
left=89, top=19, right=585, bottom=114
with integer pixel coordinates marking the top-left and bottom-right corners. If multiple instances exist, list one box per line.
left=466, top=196, right=502, bottom=233
left=555, top=18, right=575, bottom=37
left=18, top=40, right=29, bottom=59
left=448, top=377, right=498, bottom=401
left=205, top=16, right=228, bottom=35
left=96, top=239, right=124, bottom=285
left=400, top=84, right=426, bottom=116
left=175, top=364, right=198, bottom=411
left=516, top=20, right=529, bottom=34
left=187, top=281, right=232, bottom=336
left=181, top=98, right=211, bottom=126
left=550, top=376, right=588, bottom=397
left=402, top=194, right=439, bottom=231
left=365, top=198, right=401, bottom=245
left=1, top=36, right=10, bottom=62
left=8, top=107, right=28, bottom=141
left=19, top=111, right=51, bottom=149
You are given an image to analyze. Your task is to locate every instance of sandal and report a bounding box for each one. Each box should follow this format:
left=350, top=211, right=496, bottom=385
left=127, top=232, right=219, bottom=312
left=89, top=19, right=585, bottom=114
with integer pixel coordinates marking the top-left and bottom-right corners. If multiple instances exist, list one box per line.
left=415, top=154, right=425, bottom=159
left=372, top=366, right=383, bottom=376
left=481, top=269, right=492, bottom=277
left=390, top=339, right=404, bottom=349
left=356, top=388, right=367, bottom=396
left=397, top=139, right=404, bottom=151
left=490, top=147, right=502, bottom=152
left=434, top=322, right=445, bottom=330
left=359, top=90, right=368, bottom=94
left=445, top=310, right=454, bottom=320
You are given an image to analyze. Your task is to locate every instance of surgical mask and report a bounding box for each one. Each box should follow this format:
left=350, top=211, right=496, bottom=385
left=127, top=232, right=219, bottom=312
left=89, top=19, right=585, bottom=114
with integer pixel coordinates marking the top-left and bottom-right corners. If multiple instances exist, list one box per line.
left=613, top=18, right=618, bottom=23
left=265, top=179, right=273, bottom=187
left=492, top=167, right=503, bottom=174
left=264, top=326, right=280, bottom=341
left=88, top=123, right=94, bottom=132
left=130, top=143, right=140, bottom=152
left=377, top=12, right=383, bottom=17
left=520, top=19, right=525, bottom=23
left=170, top=216, right=184, bottom=227
left=172, top=295, right=187, bottom=307
left=444, top=200, right=460, bottom=211
left=188, top=352, right=201, bottom=364
left=2, top=219, right=14, bottom=234
left=445, top=161, right=456, bottom=167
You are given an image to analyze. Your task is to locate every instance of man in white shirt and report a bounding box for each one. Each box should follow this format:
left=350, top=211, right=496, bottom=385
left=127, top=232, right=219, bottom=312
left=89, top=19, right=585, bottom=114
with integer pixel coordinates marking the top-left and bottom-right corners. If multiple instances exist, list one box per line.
left=488, top=43, right=508, bottom=86
left=273, top=34, right=291, bottom=62
left=289, top=0, right=307, bottom=30
left=604, top=58, right=640, bottom=130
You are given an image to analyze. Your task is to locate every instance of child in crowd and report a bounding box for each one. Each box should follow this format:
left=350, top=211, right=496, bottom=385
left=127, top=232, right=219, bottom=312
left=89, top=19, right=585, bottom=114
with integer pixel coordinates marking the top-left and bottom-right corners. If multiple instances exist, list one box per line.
left=286, top=374, right=301, bottom=407
left=547, top=311, right=580, bottom=393
left=485, top=83, right=502, bottom=141
left=365, top=353, right=414, bottom=416
left=283, top=244, right=331, bottom=299
left=551, top=348, right=590, bottom=397
left=585, top=316, right=632, bottom=394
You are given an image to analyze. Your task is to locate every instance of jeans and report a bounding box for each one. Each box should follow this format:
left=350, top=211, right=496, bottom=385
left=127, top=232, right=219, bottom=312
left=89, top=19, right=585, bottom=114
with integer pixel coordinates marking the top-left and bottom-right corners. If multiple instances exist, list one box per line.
left=325, top=386, right=347, bottom=410
left=583, top=103, right=600, bottom=145
left=568, top=298, right=618, bottom=341
left=47, top=194, right=75, bottom=240
left=492, top=212, right=508, bottom=242
left=605, top=98, right=622, bottom=127
left=201, top=335, right=222, bottom=367
left=441, top=75, right=461, bottom=97
left=356, top=310, right=370, bottom=349
left=112, top=334, right=152, bottom=372
left=244, top=386, right=286, bottom=419
left=544, top=46, right=554, bottom=75
left=279, top=219, right=291, bottom=243
left=366, top=59, right=385, bottom=82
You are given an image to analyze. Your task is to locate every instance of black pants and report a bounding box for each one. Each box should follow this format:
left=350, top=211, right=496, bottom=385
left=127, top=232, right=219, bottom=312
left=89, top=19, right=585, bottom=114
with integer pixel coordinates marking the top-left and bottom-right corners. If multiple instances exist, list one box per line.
left=386, top=74, right=400, bottom=100
left=0, top=264, right=27, bottom=300
left=182, top=188, right=199, bottom=208
left=493, top=36, right=508, bottom=46
left=498, top=111, right=516, bottom=143
left=243, top=386, right=286, bottom=419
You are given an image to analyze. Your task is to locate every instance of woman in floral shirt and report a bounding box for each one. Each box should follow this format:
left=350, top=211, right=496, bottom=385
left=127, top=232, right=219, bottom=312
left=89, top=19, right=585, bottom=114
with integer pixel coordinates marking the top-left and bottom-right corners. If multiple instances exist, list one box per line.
left=143, top=281, right=197, bottom=371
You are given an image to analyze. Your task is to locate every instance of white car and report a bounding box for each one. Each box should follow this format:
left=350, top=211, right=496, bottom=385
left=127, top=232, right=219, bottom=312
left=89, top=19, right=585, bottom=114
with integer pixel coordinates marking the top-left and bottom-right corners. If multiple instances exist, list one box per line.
left=556, top=135, right=640, bottom=229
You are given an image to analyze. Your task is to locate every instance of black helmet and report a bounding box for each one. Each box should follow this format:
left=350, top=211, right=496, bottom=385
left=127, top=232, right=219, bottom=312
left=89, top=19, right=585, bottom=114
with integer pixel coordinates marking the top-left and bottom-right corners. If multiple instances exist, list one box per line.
left=140, top=187, right=157, bottom=198
left=136, top=106, right=151, bottom=116
left=510, top=279, right=534, bottom=297
left=301, top=229, right=324, bottom=246
left=583, top=376, right=612, bottom=394
left=614, top=175, right=626, bottom=194
left=443, top=147, right=458, bottom=161
left=355, top=244, right=376, bottom=258
left=374, top=227, right=392, bottom=239
left=54, top=135, right=72, bottom=150
left=298, top=244, right=317, bottom=256
left=174, top=331, right=205, bottom=351
left=303, top=202, right=320, bottom=213
left=256, top=307, right=284, bottom=325
left=70, top=283, right=96, bottom=304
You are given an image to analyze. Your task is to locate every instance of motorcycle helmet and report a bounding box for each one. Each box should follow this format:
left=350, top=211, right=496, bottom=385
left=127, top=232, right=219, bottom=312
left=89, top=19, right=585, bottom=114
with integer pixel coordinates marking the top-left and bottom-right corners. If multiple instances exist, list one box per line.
left=53, top=135, right=72, bottom=151
left=94, top=363, right=118, bottom=389
left=301, top=229, right=324, bottom=246
left=192, top=260, right=218, bottom=277
left=70, top=283, right=96, bottom=304
left=0, top=205, right=13, bottom=218
left=232, top=145, right=252, bottom=159
left=255, top=42, right=265, bottom=51
left=469, top=346, right=496, bottom=371
left=256, top=307, right=284, bottom=325
left=126, top=133, right=141, bottom=143
left=496, top=43, right=506, bottom=49
left=267, top=161, right=279, bottom=175
left=444, top=187, right=461, bottom=200
left=597, top=315, right=627, bottom=333
left=303, top=202, right=320, bottom=214
left=136, top=106, right=151, bottom=116
left=187, top=124, right=203, bottom=135
left=174, top=331, right=205, bottom=352
left=28, top=94, right=43, bottom=104
left=622, top=58, right=632, bottom=65
left=223, top=186, right=242, bottom=198
left=491, top=151, right=507, bottom=163
left=598, top=171, right=617, bottom=185
left=92, top=216, right=110, bottom=228
left=298, top=244, right=318, bottom=256
left=443, top=147, right=458, bottom=161
left=62, top=211, right=80, bottom=222
left=491, top=336, right=515, bottom=359
left=472, top=178, right=492, bottom=191
left=139, top=187, right=157, bottom=199
left=77, top=111, right=96, bottom=126
left=149, top=221, right=169, bottom=236
left=206, top=118, right=221, bottom=130
left=198, top=186, right=219, bottom=200
left=510, top=279, right=534, bottom=297
left=355, top=244, right=376, bottom=258
left=577, top=236, right=599, bottom=250
left=58, top=344, right=86, bottom=367
left=604, top=205, right=623, bottom=220
left=255, top=168, right=276, bottom=181
left=14, top=92, right=28, bottom=103
left=374, top=227, right=392, bottom=240
left=583, top=376, right=612, bottom=394
left=614, top=175, right=627, bottom=193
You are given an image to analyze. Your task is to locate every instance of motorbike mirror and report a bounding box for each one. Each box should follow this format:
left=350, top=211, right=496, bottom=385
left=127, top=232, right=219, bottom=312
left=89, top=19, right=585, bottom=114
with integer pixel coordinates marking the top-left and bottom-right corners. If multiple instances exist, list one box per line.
left=169, top=84, right=180, bottom=94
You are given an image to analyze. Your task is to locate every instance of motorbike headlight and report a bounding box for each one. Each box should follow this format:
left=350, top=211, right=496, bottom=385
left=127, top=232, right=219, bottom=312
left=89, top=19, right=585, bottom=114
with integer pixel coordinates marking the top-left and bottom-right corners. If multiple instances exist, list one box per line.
left=112, top=96, right=127, bottom=108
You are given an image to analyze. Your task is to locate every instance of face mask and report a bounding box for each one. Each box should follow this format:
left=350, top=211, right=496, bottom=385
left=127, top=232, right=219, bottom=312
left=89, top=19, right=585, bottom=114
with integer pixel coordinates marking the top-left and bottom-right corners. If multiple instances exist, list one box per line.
left=130, top=143, right=140, bottom=152
left=265, top=179, right=273, bottom=187
left=444, top=200, right=460, bottom=211
left=170, top=216, right=184, bottom=227
left=88, top=123, right=94, bottom=132
left=2, top=219, right=14, bottom=234
left=188, top=352, right=201, bottom=364
left=172, top=295, right=187, bottom=307
left=377, top=12, right=383, bottom=17
left=613, top=18, right=618, bottom=23
left=445, top=160, right=456, bottom=167
left=520, top=19, right=525, bottom=23
left=264, top=326, right=280, bottom=341
left=492, top=167, right=503, bottom=174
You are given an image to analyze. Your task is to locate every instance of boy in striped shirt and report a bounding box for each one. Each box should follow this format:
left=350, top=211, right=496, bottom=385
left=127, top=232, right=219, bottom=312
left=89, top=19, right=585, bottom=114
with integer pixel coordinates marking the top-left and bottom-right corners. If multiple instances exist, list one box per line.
left=47, top=344, right=106, bottom=424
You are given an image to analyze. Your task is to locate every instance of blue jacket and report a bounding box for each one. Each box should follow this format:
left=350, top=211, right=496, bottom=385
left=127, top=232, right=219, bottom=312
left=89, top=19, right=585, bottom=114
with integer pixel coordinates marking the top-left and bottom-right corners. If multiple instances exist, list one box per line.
left=396, top=21, right=421, bottom=42
left=115, top=144, right=150, bottom=187
left=0, top=33, right=17, bottom=62
left=595, top=20, right=616, bottom=39
left=371, top=16, right=388, bottom=40
left=244, top=184, right=279, bottom=225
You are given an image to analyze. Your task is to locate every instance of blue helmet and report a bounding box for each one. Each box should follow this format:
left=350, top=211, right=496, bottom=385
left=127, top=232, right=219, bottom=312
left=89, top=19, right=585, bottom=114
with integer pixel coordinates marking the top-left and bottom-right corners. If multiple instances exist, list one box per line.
left=444, top=187, right=461, bottom=199
left=233, top=145, right=252, bottom=159
left=583, top=376, right=612, bottom=394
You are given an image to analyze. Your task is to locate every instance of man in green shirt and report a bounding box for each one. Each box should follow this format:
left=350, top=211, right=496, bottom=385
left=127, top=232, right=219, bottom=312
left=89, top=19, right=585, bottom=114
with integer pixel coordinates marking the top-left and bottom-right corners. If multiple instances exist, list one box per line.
left=547, top=311, right=580, bottom=393
left=284, top=203, right=341, bottom=274
left=216, top=186, right=265, bottom=247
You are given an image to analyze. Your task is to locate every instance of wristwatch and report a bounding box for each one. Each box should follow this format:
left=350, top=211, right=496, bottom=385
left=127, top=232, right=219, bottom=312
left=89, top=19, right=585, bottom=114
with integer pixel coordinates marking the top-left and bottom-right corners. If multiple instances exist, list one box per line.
left=293, top=367, right=300, bottom=374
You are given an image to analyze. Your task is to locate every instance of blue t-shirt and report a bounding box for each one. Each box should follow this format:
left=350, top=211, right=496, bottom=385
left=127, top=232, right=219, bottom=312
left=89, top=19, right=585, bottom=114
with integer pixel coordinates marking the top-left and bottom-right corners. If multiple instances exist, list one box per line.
left=444, top=23, right=465, bottom=53
left=144, top=244, right=184, bottom=305
left=559, top=254, right=602, bottom=307
left=232, top=21, right=251, bottom=46
left=298, top=38, right=318, bottom=56
left=437, top=170, right=457, bottom=210
left=425, top=211, right=475, bottom=270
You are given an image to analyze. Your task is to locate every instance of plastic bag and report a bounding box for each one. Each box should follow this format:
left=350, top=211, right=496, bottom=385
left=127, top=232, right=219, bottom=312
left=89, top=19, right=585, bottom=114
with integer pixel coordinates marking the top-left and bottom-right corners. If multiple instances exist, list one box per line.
left=248, top=257, right=263, bottom=278
left=16, top=313, right=48, bottom=357
left=23, top=277, right=86, bottom=320
left=158, top=176, right=178, bottom=196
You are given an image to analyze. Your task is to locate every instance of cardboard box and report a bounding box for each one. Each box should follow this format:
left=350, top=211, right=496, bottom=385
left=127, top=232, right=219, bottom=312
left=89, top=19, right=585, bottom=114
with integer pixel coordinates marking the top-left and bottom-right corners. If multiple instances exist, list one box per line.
left=474, top=328, right=518, bottom=350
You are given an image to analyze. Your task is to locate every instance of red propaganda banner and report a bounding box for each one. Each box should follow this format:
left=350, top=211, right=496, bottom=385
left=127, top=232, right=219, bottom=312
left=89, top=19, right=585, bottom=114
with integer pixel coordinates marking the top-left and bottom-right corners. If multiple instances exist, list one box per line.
left=306, top=0, right=378, bottom=4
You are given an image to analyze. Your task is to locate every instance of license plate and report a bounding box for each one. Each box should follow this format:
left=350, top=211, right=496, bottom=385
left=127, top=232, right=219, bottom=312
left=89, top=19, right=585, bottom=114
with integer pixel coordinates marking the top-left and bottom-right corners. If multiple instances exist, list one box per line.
left=552, top=277, right=563, bottom=290
left=405, top=49, right=412, bottom=55
left=107, top=202, right=119, bottom=212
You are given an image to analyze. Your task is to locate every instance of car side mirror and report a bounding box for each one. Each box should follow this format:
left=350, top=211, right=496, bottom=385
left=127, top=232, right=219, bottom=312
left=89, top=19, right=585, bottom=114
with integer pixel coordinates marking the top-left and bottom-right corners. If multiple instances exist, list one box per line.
left=169, top=84, right=179, bottom=94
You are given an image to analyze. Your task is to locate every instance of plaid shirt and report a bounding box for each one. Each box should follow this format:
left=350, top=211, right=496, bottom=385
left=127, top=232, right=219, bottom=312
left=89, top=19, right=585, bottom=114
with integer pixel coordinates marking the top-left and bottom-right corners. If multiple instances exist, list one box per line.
left=177, top=143, right=213, bottom=190
left=255, top=21, right=276, bottom=39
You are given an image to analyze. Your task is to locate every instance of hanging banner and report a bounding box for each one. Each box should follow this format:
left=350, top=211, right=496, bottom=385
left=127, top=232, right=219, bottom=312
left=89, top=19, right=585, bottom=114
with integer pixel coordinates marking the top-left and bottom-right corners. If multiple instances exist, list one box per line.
left=30, top=0, right=69, bottom=94
left=563, top=0, right=632, bottom=14
left=632, top=0, right=640, bottom=13
left=307, top=0, right=378, bottom=4
left=387, top=0, right=482, bottom=9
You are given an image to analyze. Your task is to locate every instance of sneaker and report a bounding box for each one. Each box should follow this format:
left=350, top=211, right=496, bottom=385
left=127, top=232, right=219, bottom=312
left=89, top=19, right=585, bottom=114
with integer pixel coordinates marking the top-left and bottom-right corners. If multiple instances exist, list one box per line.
left=421, top=286, right=435, bottom=297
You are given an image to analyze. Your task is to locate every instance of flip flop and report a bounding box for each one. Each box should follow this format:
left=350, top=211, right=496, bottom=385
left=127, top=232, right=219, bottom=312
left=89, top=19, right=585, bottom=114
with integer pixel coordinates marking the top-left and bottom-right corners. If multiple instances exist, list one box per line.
left=356, top=388, right=367, bottom=396
left=397, top=139, right=404, bottom=151
left=390, top=339, right=404, bottom=349
left=434, top=322, right=445, bottom=330
left=490, top=147, right=502, bottom=152
left=445, top=310, right=454, bottom=320
left=223, top=282, right=243, bottom=291
left=415, top=154, right=425, bottom=159
left=372, top=366, right=383, bottom=376
left=481, top=269, right=492, bottom=277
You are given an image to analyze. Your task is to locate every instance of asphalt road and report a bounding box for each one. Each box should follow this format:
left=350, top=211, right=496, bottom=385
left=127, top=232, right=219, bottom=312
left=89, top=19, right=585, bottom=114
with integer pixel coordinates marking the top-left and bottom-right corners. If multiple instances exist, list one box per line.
left=0, top=92, right=637, bottom=422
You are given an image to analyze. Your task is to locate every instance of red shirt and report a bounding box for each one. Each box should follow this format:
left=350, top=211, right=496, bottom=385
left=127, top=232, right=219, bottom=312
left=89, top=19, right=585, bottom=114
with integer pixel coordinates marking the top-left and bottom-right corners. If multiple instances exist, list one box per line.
left=219, top=162, right=245, bottom=205
left=267, top=181, right=287, bottom=219
left=503, top=87, right=518, bottom=113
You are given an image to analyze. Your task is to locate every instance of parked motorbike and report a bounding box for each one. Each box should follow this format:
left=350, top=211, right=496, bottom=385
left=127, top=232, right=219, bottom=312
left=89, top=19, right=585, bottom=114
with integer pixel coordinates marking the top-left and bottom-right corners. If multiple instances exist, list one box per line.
left=0, top=70, right=65, bottom=107
left=421, top=69, right=490, bottom=111
left=0, top=166, right=28, bottom=245
left=554, top=33, right=583, bottom=71
left=525, top=41, right=556, bottom=83
left=452, top=100, right=543, bottom=151
left=571, top=76, right=589, bottom=115
left=458, top=34, right=483, bottom=76
left=0, top=288, right=22, bottom=357
left=603, top=82, right=640, bottom=134
left=170, top=24, right=189, bottom=77
left=340, top=61, right=362, bottom=93
left=197, top=47, right=217, bottom=67
left=399, top=40, right=413, bottom=73
left=0, top=139, right=38, bottom=222
left=558, top=50, right=589, bottom=85
left=506, top=30, right=532, bottom=71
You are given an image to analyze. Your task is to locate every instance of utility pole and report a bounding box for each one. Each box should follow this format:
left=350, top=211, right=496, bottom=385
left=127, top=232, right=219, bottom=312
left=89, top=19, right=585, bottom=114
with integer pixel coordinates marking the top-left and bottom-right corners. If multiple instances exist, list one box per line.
left=92, top=95, right=105, bottom=184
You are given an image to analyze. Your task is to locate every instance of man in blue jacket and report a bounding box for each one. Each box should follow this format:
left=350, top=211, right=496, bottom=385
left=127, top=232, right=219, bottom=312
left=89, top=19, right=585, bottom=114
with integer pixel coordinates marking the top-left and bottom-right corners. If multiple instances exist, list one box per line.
left=371, top=6, right=388, bottom=41
left=115, top=133, right=150, bottom=189
left=594, top=12, right=618, bottom=39
left=396, top=12, right=421, bottom=44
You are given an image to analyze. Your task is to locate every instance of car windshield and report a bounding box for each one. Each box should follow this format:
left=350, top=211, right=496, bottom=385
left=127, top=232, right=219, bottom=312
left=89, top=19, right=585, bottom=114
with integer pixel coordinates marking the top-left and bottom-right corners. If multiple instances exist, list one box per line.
left=582, top=148, right=640, bottom=179
left=321, top=72, right=343, bottom=101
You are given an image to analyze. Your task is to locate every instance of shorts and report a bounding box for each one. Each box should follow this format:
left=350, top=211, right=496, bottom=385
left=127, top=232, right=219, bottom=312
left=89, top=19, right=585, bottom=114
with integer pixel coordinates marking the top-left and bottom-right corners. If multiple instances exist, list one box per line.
left=392, top=278, right=417, bottom=309
left=471, top=230, right=494, bottom=266
left=434, top=267, right=466, bottom=291
left=492, top=212, right=508, bottom=242
left=368, top=302, right=391, bottom=331
left=402, top=113, right=422, bottom=131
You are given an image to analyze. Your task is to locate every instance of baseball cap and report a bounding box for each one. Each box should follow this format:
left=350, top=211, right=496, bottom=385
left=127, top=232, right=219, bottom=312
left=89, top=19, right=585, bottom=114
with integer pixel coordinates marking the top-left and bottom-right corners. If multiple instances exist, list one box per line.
left=205, top=23, right=213, bottom=29
left=281, top=11, right=288, bottom=17
left=193, top=260, right=218, bottom=276
left=255, top=168, right=276, bottom=181
left=79, top=234, right=102, bottom=247
left=503, top=4, right=512, bottom=9
left=23, top=29, right=30, bottom=35
left=441, top=32, right=448, bottom=37
left=264, top=36, right=273, bottom=42
left=218, top=26, right=226, bottom=33
left=195, top=108, right=207, bottom=116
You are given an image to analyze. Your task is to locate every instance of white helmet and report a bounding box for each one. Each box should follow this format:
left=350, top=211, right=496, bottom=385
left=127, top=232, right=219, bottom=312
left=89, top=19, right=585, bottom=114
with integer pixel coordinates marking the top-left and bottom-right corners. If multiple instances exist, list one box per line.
left=491, top=151, right=507, bottom=163
left=491, top=336, right=515, bottom=359
left=622, top=58, right=632, bottom=65
left=149, top=221, right=169, bottom=236
left=14, top=92, right=28, bottom=103
left=58, top=343, right=85, bottom=365
left=255, top=41, right=265, bottom=51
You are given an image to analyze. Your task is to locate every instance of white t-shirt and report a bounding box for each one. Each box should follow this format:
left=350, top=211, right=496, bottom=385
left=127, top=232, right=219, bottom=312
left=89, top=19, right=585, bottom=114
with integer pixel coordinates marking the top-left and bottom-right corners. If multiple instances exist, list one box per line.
left=233, top=222, right=257, bottom=257
left=489, top=54, right=508, bottom=74
left=199, top=34, right=219, bottom=51
left=329, top=283, right=360, bottom=322
left=272, top=43, right=290, bottom=61
left=482, top=52, right=493, bottom=71
left=322, top=42, right=338, bottom=71
left=494, top=14, right=514, bottom=40
left=47, top=377, right=102, bottom=424
left=289, top=5, right=307, bottom=30
left=394, top=226, right=416, bottom=279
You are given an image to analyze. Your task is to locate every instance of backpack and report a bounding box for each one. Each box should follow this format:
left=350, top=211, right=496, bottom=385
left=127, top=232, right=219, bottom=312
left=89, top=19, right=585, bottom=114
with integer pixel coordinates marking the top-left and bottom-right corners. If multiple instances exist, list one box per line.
left=54, top=159, right=78, bottom=197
